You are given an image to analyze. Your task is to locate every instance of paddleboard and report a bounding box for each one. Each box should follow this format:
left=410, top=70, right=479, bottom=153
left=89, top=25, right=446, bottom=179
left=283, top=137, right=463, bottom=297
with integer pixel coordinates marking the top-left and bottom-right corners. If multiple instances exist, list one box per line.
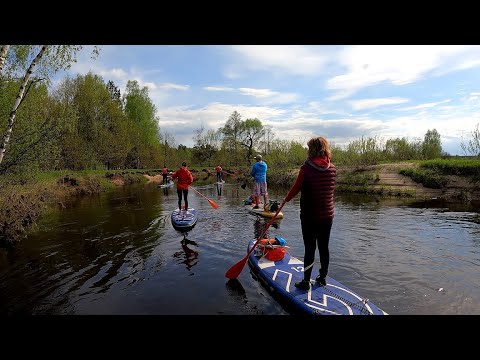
left=171, top=208, right=198, bottom=231
left=158, top=181, right=174, bottom=188
left=246, top=204, right=284, bottom=219
left=247, top=239, right=388, bottom=315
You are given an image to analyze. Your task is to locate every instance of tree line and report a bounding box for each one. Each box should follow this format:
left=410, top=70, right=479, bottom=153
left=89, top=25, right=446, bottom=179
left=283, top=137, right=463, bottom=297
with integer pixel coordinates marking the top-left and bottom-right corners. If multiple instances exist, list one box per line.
left=2, top=45, right=480, bottom=185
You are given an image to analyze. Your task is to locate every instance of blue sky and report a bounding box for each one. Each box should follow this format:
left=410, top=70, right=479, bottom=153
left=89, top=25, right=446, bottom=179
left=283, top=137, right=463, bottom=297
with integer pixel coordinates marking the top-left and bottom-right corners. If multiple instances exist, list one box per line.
left=58, top=45, right=480, bottom=155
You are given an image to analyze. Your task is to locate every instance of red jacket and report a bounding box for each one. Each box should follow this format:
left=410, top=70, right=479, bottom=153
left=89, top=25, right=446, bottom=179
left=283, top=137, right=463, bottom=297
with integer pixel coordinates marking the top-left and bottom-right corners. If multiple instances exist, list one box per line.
left=171, top=166, right=193, bottom=190
left=215, top=165, right=222, bottom=173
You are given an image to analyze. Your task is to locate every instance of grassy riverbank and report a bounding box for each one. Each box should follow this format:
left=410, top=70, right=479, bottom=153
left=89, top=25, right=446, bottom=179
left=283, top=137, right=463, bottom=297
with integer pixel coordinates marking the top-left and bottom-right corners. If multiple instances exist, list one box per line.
left=1, top=159, right=480, bottom=244
left=0, top=170, right=147, bottom=245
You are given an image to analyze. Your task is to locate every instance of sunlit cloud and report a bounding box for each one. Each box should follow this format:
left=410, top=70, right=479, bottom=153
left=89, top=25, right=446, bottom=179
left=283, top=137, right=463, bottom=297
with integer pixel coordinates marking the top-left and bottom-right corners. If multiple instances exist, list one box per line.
left=327, top=45, right=480, bottom=98
left=237, top=88, right=298, bottom=104
left=398, top=99, right=451, bottom=111
left=158, top=83, right=190, bottom=91
left=203, top=86, right=235, bottom=92
left=230, top=45, right=333, bottom=76
left=350, top=97, right=409, bottom=111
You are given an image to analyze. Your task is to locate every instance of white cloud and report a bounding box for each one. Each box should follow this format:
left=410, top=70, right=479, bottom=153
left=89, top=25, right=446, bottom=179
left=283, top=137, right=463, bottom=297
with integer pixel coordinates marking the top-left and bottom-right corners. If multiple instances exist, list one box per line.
left=398, top=99, right=451, bottom=111
left=229, top=45, right=333, bottom=76
left=223, top=65, right=243, bottom=80
left=203, top=86, right=235, bottom=92
left=108, top=68, right=128, bottom=79
left=307, top=102, right=349, bottom=116
left=157, top=103, right=287, bottom=146
left=238, top=88, right=298, bottom=104
left=328, top=45, right=480, bottom=98
left=350, top=97, right=409, bottom=111
left=239, top=88, right=277, bottom=98
left=454, top=59, right=480, bottom=71
left=158, top=83, right=190, bottom=91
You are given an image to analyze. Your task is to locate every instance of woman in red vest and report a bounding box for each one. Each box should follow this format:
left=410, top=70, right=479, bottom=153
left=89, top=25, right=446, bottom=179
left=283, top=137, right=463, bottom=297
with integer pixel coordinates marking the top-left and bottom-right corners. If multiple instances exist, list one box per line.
left=170, top=161, right=194, bottom=213
left=281, top=136, right=336, bottom=290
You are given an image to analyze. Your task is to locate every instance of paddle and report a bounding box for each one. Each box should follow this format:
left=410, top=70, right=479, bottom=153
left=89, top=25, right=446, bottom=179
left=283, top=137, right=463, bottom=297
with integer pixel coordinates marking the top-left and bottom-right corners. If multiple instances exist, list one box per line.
left=189, top=185, right=219, bottom=209
left=225, top=200, right=285, bottom=280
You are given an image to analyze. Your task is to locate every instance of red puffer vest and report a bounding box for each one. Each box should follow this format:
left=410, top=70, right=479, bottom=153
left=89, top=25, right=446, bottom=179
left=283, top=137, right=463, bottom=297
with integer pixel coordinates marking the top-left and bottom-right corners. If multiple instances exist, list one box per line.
left=300, top=160, right=336, bottom=222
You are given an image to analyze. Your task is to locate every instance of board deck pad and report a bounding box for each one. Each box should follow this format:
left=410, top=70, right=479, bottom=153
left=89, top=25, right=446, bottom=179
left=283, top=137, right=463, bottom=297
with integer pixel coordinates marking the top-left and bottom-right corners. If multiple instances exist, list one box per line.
left=171, top=208, right=198, bottom=231
left=246, top=204, right=284, bottom=219
left=247, top=239, right=387, bottom=315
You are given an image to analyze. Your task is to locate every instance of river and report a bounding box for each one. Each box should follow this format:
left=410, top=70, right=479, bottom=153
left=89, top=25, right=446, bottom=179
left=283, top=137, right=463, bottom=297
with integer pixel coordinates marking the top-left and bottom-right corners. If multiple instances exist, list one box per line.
left=1, top=182, right=479, bottom=315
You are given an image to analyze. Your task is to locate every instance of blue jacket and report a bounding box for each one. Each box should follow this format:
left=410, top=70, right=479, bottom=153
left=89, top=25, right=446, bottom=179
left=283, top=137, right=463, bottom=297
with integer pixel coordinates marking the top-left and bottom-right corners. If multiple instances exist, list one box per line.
left=250, top=161, right=267, bottom=183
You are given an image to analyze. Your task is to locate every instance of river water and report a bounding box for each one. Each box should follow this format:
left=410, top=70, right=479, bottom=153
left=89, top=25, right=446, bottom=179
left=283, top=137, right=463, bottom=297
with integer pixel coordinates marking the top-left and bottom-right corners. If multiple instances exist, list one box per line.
left=1, top=182, right=479, bottom=315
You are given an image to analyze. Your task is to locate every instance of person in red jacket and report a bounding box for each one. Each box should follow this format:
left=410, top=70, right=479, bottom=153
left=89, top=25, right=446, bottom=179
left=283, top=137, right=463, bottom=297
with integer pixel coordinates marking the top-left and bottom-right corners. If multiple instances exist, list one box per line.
left=161, top=166, right=169, bottom=185
left=170, top=161, right=194, bottom=213
left=281, top=136, right=336, bottom=290
left=215, top=164, right=223, bottom=182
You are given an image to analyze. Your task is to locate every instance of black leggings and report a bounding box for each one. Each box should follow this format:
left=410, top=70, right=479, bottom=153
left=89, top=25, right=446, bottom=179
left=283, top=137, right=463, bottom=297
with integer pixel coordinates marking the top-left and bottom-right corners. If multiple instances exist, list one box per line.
left=300, top=219, right=333, bottom=282
left=177, top=189, right=189, bottom=210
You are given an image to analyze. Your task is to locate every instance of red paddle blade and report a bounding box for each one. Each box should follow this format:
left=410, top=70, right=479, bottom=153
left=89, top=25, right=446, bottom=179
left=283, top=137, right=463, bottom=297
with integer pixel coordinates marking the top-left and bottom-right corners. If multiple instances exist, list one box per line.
left=225, top=256, right=248, bottom=280
left=208, top=199, right=219, bottom=209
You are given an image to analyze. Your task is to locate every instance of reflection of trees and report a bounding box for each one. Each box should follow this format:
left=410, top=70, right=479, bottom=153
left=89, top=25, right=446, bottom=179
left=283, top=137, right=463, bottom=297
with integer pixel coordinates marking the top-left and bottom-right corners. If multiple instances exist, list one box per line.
left=0, top=185, right=165, bottom=314
left=253, top=217, right=280, bottom=239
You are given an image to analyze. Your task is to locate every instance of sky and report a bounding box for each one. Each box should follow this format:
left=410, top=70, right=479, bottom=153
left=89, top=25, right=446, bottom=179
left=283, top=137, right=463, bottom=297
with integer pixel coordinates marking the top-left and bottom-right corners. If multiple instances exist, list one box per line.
left=56, top=45, right=480, bottom=156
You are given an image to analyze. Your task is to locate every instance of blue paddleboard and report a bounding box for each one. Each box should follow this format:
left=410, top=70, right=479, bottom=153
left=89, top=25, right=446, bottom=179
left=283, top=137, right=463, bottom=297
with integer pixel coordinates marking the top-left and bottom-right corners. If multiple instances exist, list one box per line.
left=171, top=208, right=198, bottom=231
left=247, top=239, right=388, bottom=315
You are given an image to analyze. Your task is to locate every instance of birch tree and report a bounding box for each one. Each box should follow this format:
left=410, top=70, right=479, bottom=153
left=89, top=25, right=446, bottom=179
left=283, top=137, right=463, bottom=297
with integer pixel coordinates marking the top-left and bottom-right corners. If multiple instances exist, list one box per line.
left=0, top=45, right=9, bottom=75
left=0, top=45, right=100, bottom=168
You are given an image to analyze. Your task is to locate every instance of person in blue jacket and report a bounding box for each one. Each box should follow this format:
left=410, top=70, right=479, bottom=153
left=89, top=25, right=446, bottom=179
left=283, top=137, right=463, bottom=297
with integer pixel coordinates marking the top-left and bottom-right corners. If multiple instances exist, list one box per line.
left=250, top=154, right=268, bottom=209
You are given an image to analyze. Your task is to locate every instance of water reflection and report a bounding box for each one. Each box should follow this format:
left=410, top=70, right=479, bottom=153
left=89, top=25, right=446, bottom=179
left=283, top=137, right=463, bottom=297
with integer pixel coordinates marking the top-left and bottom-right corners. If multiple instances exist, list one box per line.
left=173, top=238, right=199, bottom=271
left=162, top=186, right=172, bottom=196
left=1, top=183, right=479, bottom=315
left=225, top=279, right=247, bottom=301
left=215, top=183, right=223, bottom=196
left=253, top=217, right=281, bottom=239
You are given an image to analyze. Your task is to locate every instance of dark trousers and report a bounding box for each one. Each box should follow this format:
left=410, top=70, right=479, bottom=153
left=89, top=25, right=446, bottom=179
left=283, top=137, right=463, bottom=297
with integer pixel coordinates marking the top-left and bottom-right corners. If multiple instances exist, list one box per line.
left=177, top=189, right=189, bottom=210
left=162, top=174, right=168, bottom=184
left=300, top=218, right=333, bottom=282
left=216, top=173, right=222, bottom=182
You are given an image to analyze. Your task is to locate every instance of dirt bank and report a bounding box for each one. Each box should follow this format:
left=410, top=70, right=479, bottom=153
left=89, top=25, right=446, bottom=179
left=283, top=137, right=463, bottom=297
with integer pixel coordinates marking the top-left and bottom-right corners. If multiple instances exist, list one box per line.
left=335, top=162, right=480, bottom=202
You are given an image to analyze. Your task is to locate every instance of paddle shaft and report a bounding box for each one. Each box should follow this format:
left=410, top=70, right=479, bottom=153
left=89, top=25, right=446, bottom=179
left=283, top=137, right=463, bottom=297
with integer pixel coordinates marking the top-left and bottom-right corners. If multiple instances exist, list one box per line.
left=189, top=185, right=219, bottom=209
left=225, top=201, right=285, bottom=279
